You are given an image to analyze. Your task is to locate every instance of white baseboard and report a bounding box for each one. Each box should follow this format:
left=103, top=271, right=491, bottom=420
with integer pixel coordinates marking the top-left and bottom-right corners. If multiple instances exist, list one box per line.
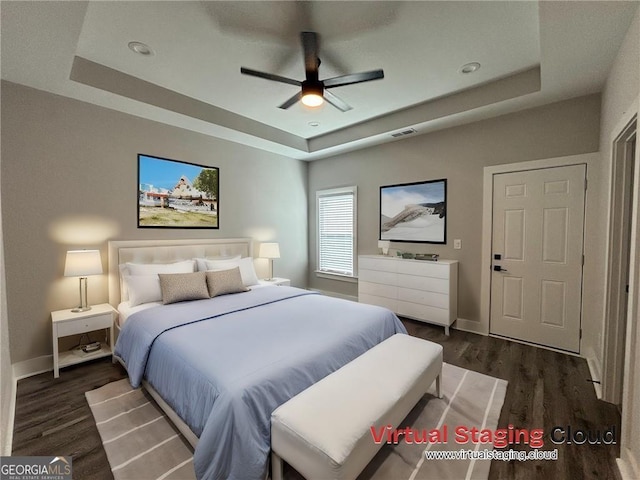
left=2, top=374, right=16, bottom=455
left=617, top=452, right=640, bottom=480
left=4, top=355, right=58, bottom=454
left=585, top=354, right=603, bottom=400
left=12, top=354, right=53, bottom=380
left=309, top=288, right=358, bottom=302
left=454, top=318, right=489, bottom=335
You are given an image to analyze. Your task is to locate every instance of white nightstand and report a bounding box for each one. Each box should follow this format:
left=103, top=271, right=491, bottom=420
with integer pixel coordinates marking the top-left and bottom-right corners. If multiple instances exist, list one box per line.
left=260, top=277, right=291, bottom=287
left=51, top=303, right=116, bottom=378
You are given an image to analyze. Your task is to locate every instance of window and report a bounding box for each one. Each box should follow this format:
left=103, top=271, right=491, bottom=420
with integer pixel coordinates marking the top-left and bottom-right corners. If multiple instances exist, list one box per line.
left=316, top=186, right=357, bottom=278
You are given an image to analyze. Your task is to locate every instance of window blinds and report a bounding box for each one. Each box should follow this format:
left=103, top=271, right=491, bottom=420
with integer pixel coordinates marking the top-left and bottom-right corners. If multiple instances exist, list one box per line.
left=318, top=188, right=355, bottom=276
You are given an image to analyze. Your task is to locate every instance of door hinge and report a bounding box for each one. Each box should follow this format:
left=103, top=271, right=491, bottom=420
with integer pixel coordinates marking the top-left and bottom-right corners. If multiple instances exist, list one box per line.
left=627, top=284, right=630, bottom=294
left=580, top=328, right=583, bottom=339
left=582, top=255, right=585, bottom=266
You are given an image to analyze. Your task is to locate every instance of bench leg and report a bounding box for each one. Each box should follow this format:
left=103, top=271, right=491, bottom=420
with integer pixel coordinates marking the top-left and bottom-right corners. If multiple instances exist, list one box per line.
left=435, top=373, right=443, bottom=399
left=271, top=451, right=284, bottom=480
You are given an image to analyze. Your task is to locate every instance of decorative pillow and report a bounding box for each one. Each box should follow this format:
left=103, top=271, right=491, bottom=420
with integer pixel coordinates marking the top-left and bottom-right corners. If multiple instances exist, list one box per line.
left=194, top=255, right=241, bottom=272
left=124, top=275, right=162, bottom=307
left=126, top=259, right=195, bottom=276
left=204, top=257, right=260, bottom=286
left=158, top=271, right=209, bottom=305
left=206, top=268, right=249, bottom=298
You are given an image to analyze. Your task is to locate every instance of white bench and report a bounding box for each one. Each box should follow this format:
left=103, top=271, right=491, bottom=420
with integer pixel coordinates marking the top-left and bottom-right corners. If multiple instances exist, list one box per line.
left=271, top=334, right=443, bottom=480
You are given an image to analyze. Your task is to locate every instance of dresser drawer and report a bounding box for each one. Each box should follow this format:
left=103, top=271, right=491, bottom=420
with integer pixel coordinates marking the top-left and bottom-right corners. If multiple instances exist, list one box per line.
left=359, top=281, right=397, bottom=299
left=56, top=312, right=113, bottom=337
left=396, top=261, right=450, bottom=279
left=358, top=268, right=397, bottom=286
left=397, top=301, right=450, bottom=326
left=396, top=274, right=449, bottom=294
left=397, top=288, right=449, bottom=309
left=358, top=256, right=397, bottom=272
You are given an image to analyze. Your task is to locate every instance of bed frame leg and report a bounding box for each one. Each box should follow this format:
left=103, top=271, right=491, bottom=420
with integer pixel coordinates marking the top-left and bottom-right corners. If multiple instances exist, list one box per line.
left=435, top=373, right=442, bottom=399
left=271, top=451, right=283, bottom=480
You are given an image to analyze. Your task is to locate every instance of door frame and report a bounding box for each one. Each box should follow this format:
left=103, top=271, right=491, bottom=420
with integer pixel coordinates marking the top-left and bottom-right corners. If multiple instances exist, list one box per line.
left=480, top=153, right=599, bottom=341
left=602, top=115, right=637, bottom=405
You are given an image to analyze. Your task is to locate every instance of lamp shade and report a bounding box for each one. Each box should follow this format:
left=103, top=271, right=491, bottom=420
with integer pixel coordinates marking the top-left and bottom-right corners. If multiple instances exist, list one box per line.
left=259, top=243, right=280, bottom=259
left=64, top=250, right=103, bottom=277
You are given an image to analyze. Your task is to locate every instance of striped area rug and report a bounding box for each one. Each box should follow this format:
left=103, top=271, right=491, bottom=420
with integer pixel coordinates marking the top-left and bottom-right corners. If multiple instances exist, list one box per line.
left=359, top=363, right=508, bottom=480
left=85, top=380, right=195, bottom=480
left=86, top=363, right=507, bottom=480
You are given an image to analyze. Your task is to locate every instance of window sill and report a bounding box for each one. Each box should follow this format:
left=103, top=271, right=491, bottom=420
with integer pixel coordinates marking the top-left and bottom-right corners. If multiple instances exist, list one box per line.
left=314, top=271, right=358, bottom=283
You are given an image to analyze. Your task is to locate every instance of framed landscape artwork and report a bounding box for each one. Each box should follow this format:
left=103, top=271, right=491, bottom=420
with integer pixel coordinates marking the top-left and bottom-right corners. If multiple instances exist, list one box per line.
left=379, top=179, right=447, bottom=243
left=137, top=154, right=219, bottom=228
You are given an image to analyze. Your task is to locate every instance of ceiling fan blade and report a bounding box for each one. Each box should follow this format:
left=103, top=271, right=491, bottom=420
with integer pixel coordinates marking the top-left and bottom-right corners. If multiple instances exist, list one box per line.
left=323, top=90, right=353, bottom=112
left=323, top=69, right=384, bottom=88
left=301, top=32, right=319, bottom=78
left=278, top=92, right=303, bottom=110
left=241, top=67, right=301, bottom=86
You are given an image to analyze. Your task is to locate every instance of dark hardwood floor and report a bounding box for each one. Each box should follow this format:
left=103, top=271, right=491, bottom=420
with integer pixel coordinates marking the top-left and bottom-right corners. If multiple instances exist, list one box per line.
left=402, top=320, right=621, bottom=480
left=12, top=319, right=620, bottom=479
left=11, top=358, right=127, bottom=479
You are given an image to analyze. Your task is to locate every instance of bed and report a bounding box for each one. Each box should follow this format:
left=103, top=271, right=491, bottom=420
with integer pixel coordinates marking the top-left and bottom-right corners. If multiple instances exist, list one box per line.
left=108, top=238, right=407, bottom=480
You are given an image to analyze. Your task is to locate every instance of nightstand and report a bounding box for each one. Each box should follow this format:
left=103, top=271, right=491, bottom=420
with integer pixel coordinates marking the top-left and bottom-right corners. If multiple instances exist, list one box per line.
left=260, top=277, right=291, bottom=287
left=51, top=303, right=116, bottom=378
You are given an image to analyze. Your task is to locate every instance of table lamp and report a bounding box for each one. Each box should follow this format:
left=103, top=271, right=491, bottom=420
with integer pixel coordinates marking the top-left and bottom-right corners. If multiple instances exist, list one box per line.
left=64, top=250, right=103, bottom=312
left=259, top=243, right=280, bottom=281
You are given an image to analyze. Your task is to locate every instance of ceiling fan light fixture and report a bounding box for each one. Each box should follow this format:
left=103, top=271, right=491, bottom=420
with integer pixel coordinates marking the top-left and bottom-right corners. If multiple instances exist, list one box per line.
left=301, top=93, right=324, bottom=108
left=301, top=81, right=324, bottom=108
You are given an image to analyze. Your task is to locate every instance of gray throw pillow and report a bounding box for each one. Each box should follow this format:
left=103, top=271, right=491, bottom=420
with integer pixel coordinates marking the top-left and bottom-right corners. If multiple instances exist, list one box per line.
left=158, top=271, right=209, bottom=305
left=206, top=267, right=249, bottom=297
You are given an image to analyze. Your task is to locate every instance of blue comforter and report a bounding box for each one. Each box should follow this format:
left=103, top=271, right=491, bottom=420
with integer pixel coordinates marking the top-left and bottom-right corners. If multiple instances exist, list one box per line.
left=114, top=286, right=407, bottom=480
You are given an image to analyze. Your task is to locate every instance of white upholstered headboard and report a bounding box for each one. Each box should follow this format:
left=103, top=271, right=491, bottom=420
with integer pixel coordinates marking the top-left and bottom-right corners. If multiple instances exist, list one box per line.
left=108, top=238, right=253, bottom=307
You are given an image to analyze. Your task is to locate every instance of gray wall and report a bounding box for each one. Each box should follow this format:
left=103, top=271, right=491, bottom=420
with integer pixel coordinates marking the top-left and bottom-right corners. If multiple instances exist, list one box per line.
left=1, top=81, right=308, bottom=364
left=308, top=94, right=601, bottom=325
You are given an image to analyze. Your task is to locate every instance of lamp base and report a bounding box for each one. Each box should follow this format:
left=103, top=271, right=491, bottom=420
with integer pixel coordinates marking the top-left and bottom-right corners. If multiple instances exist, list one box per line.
left=71, top=306, right=92, bottom=313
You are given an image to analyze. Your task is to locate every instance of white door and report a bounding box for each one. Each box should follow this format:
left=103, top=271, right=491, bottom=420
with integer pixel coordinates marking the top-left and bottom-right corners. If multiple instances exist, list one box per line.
left=490, top=165, right=586, bottom=352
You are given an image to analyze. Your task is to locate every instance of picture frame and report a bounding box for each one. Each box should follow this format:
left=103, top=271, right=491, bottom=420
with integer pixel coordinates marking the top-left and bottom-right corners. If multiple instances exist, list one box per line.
left=137, top=154, right=219, bottom=229
left=379, top=179, right=447, bottom=243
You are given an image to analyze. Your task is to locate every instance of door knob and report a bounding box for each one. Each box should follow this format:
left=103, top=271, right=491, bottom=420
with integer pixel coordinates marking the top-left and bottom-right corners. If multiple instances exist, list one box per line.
left=493, top=265, right=508, bottom=272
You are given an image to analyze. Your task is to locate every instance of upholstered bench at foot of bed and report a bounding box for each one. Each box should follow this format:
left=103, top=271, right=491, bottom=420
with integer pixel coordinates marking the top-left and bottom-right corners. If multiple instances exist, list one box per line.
left=270, top=333, right=443, bottom=480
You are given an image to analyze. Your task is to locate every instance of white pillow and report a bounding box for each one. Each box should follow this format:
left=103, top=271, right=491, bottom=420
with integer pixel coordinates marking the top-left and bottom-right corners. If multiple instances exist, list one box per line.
left=124, top=275, right=162, bottom=307
left=194, top=255, right=241, bottom=272
left=204, top=257, right=260, bottom=286
left=126, top=259, right=195, bottom=276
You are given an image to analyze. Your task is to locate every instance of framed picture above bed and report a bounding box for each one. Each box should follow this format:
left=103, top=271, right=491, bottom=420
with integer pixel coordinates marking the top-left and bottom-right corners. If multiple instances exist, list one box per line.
left=137, top=154, right=219, bottom=229
left=379, top=179, right=447, bottom=244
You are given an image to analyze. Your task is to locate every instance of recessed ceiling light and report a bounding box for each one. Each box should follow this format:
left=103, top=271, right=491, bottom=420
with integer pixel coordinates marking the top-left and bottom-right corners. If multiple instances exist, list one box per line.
left=460, top=62, right=481, bottom=74
left=128, top=41, right=154, bottom=56
left=308, top=122, right=320, bottom=127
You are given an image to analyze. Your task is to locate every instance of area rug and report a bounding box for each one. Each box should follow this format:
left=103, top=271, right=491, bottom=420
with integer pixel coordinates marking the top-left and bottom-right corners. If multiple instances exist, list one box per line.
left=86, top=363, right=507, bottom=480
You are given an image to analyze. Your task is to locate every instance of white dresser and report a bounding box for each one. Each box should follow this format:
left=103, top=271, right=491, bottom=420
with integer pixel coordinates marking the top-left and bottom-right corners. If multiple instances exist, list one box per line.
left=358, top=255, right=458, bottom=335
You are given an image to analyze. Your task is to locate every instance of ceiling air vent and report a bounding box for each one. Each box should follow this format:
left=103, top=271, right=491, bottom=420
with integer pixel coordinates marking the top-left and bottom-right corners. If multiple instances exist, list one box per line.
left=391, top=128, right=417, bottom=138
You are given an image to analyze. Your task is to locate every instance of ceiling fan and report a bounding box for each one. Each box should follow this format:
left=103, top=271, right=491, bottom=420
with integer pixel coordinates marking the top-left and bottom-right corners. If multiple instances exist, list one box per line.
left=241, top=31, right=384, bottom=112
